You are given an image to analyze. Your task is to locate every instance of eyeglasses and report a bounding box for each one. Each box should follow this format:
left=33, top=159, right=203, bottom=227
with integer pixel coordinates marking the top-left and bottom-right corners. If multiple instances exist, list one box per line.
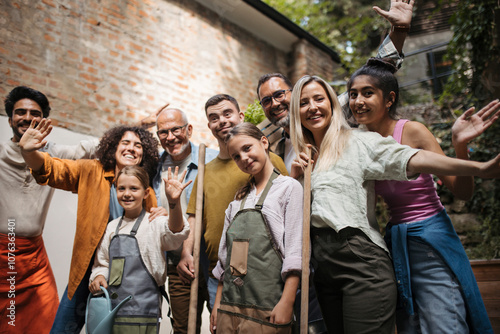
left=157, top=124, right=188, bottom=138
left=259, top=89, right=291, bottom=109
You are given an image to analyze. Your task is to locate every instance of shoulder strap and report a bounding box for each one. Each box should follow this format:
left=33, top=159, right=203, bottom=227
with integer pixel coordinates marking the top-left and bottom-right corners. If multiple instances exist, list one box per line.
left=115, top=209, right=147, bottom=235
left=255, top=169, right=280, bottom=209
left=392, top=119, right=409, bottom=144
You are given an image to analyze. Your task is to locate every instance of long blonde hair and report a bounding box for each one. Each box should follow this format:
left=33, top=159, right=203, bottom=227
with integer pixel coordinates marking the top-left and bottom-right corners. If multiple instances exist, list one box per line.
left=290, top=75, right=351, bottom=172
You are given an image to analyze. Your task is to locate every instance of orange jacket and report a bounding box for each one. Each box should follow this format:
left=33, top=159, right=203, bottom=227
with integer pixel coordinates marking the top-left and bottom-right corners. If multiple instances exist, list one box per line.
left=33, top=153, right=157, bottom=299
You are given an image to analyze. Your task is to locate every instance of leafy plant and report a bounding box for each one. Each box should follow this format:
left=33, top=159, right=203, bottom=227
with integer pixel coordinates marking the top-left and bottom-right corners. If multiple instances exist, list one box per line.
left=244, top=100, right=266, bottom=125
left=441, top=0, right=500, bottom=107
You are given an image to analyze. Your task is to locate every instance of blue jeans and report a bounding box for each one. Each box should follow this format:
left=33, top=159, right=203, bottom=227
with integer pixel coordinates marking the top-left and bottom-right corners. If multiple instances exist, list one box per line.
left=50, top=267, right=91, bottom=334
left=207, top=276, right=218, bottom=310
left=396, top=239, right=468, bottom=334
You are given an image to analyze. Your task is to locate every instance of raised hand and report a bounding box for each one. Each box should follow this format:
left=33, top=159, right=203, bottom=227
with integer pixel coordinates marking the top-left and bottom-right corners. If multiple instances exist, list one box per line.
left=19, top=118, right=52, bottom=152
left=452, top=99, right=500, bottom=146
left=163, top=167, right=192, bottom=204
left=139, top=102, right=170, bottom=128
left=373, top=0, right=415, bottom=28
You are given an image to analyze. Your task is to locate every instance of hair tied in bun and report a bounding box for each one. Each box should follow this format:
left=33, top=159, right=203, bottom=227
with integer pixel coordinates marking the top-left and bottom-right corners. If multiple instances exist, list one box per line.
left=365, top=57, right=398, bottom=74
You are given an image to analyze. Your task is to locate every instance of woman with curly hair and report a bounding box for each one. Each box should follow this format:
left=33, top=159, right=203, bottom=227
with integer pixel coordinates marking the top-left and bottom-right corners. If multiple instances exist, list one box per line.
left=20, top=119, right=161, bottom=333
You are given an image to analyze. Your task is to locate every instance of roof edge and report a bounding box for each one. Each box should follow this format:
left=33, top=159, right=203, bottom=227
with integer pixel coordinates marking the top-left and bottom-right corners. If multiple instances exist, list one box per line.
left=242, top=0, right=341, bottom=63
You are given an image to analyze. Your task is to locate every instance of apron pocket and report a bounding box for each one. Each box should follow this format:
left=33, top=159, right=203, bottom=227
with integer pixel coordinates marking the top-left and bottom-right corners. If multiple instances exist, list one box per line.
left=109, top=257, right=125, bottom=286
left=230, top=239, right=249, bottom=277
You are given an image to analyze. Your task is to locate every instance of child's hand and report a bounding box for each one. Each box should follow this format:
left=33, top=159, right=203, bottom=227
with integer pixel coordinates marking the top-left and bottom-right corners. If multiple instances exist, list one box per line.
left=89, top=275, right=108, bottom=295
left=163, top=167, right=192, bottom=204
left=19, top=118, right=52, bottom=152
left=270, top=299, right=293, bottom=324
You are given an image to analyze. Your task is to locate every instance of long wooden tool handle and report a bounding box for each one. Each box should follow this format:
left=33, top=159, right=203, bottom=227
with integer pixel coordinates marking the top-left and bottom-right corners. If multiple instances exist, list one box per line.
left=187, top=144, right=206, bottom=334
left=300, top=146, right=312, bottom=334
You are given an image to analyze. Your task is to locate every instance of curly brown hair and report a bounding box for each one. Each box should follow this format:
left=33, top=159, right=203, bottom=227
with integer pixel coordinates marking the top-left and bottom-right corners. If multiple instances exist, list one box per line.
left=96, top=126, right=159, bottom=185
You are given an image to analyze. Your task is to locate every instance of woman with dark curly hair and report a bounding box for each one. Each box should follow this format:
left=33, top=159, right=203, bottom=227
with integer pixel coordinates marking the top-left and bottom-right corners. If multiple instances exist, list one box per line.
left=20, top=119, right=161, bottom=334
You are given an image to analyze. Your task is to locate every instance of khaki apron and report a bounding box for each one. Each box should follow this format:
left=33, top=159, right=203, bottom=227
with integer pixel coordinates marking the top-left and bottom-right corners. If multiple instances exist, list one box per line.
left=217, top=170, right=292, bottom=333
left=108, top=210, right=161, bottom=334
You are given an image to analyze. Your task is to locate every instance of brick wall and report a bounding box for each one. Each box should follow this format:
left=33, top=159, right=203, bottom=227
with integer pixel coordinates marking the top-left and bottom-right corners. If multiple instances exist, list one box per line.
left=0, top=0, right=338, bottom=147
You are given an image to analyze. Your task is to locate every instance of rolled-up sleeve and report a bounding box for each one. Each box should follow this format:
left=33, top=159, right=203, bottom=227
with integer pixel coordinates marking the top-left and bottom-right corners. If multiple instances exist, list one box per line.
left=281, top=179, right=303, bottom=280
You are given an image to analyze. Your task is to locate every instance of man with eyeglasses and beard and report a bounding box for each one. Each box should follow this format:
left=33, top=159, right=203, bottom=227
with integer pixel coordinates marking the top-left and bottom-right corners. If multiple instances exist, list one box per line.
left=153, top=107, right=218, bottom=334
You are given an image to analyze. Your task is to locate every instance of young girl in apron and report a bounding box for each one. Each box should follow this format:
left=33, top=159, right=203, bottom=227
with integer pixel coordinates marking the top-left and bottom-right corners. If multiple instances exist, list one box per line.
left=89, top=165, right=191, bottom=333
left=210, top=122, right=304, bottom=334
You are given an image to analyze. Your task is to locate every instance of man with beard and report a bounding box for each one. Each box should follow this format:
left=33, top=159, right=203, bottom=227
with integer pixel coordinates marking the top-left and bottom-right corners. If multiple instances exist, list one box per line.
left=152, top=107, right=218, bottom=334
left=177, top=94, right=288, bottom=314
left=0, top=86, right=98, bottom=334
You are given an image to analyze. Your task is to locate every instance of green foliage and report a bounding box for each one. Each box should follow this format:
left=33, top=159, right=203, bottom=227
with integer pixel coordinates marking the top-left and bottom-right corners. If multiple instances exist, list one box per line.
left=442, top=0, right=500, bottom=106
left=244, top=100, right=266, bottom=125
left=430, top=120, right=500, bottom=259
left=263, top=0, right=392, bottom=75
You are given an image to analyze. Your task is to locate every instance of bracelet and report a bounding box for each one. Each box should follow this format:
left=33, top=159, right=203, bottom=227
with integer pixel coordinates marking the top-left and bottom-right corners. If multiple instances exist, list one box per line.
left=392, top=25, right=410, bottom=33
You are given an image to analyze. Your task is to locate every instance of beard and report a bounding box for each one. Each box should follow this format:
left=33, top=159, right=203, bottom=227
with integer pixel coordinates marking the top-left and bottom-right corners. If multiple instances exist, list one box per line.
left=11, top=120, right=32, bottom=142
left=272, top=113, right=290, bottom=129
left=167, top=140, right=190, bottom=159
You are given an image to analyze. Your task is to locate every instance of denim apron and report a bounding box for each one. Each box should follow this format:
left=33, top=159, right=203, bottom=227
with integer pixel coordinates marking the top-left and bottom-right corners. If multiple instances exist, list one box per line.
left=217, top=170, right=292, bottom=333
left=108, top=210, right=161, bottom=334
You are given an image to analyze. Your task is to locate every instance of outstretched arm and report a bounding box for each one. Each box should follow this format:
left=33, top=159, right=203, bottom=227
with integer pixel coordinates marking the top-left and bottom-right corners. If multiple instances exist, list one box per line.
left=408, top=150, right=500, bottom=179
left=19, top=118, right=53, bottom=172
left=374, top=0, right=415, bottom=54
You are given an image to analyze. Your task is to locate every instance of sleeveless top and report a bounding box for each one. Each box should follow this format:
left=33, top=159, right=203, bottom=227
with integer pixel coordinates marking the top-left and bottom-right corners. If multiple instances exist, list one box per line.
left=375, top=119, right=444, bottom=223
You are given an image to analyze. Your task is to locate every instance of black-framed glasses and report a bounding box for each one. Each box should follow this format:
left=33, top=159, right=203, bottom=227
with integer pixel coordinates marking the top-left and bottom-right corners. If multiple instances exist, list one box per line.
left=259, top=89, right=291, bottom=109
left=157, top=124, right=188, bottom=138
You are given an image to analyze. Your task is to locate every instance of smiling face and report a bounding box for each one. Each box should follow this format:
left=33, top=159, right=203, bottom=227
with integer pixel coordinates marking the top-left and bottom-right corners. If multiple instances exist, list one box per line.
left=227, top=134, right=269, bottom=177
left=349, top=75, right=394, bottom=128
left=299, top=81, right=332, bottom=143
left=206, top=100, right=245, bottom=142
left=258, top=77, right=292, bottom=129
left=156, top=109, right=192, bottom=161
left=114, top=131, right=144, bottom=172
left=8, top=98, right=43, bottom=142
left=116, top=173, right=149, bottom=218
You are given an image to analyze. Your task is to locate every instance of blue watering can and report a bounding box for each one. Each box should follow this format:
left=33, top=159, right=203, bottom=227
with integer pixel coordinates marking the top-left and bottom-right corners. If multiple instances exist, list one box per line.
left=85, top=286, right=132, bottom=334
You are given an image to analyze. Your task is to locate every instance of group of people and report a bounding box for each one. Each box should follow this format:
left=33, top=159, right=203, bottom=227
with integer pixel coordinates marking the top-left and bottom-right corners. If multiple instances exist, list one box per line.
left=1, top=0, right=500, bottom=333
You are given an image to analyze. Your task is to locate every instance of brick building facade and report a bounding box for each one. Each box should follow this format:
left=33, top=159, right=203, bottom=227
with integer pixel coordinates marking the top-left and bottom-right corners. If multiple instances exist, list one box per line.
left=0, top=0, right=340, bottom=146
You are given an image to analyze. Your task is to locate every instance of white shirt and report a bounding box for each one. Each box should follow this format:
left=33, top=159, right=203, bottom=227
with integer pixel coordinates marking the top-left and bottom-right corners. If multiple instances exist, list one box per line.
left=90, top=212, right=190, bottom=285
